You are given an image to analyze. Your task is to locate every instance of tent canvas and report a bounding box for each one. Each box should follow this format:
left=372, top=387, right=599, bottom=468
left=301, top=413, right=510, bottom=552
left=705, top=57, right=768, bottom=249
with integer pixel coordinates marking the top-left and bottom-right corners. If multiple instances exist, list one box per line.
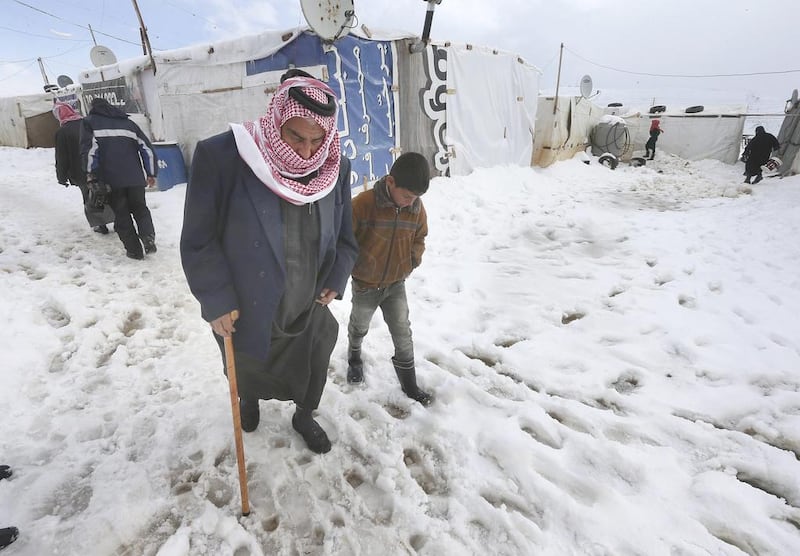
left=395, top=41, right=539, bottom=177
left=75, top=27, right=541, bottom=186
left=623, top=108, right=746, bottom=164
left=776, top=93, right=800, bottom=176
left=78, top=28, right=400, bottom=188
left=533, top=99, right=747, bottom=166
left=533, top=96, right=605, bottom=167
left=444, top=44, right=538, bottom=176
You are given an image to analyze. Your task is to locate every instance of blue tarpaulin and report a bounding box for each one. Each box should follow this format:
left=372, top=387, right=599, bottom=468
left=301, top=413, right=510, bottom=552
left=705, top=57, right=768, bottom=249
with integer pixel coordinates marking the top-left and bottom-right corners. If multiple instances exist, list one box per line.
left=247, top=32, right=396, bottom=188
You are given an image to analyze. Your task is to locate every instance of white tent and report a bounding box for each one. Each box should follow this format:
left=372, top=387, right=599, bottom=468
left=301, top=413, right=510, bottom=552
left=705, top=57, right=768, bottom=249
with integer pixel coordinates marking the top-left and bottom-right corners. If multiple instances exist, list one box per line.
left=622, top=106, right=746, bottom=164
left=533, top=100, right=747, bottom=167
left=440, top=44, right=538, bottom=175
left=390, top=37, right=540, bottom=178
left=533, top=96, right=605, bottom=167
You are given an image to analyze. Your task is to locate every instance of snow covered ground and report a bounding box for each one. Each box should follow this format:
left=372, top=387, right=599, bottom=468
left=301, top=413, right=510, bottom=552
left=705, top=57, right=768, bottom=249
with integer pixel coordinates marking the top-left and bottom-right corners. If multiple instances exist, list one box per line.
left=1, top=146, right=799, bottom=555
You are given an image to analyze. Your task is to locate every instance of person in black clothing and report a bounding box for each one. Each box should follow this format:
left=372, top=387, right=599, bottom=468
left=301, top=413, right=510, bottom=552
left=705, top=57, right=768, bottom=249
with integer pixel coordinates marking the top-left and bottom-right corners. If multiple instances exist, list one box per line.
left=53, top=102, right=112, bottom=234
left=645, top=119, right=664, bottom=160
left=0, top=465, right=18, bottom=551
left=80, top=98, right=159, bottom=260
left=742, top=125, right=780, bottom=184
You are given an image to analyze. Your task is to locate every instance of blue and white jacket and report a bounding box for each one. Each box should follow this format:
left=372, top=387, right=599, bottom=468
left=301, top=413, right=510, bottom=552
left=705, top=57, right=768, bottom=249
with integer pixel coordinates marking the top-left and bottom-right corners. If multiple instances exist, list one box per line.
left=80, top=98, right=157, bottom=188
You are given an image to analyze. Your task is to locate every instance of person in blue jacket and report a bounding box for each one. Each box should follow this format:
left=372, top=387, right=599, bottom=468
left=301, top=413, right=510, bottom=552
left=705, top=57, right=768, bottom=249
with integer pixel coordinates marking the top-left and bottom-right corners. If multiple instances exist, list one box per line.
left=180, top=70, right=358, bottom=454
left=80, top=97, right=158, bottom=260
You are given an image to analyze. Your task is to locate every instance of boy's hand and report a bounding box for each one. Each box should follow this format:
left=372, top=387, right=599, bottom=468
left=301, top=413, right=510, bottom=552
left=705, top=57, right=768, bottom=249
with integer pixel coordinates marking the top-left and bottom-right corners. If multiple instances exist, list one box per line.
left=316, top=288, right=338, bottom=305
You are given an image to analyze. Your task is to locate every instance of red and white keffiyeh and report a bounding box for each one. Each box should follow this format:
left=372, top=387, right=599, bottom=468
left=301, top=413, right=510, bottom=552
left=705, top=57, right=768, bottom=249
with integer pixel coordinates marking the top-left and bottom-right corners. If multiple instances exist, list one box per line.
left=233, top=76, right=341, bottom=205
left=52, top=102, right=82, bottom=125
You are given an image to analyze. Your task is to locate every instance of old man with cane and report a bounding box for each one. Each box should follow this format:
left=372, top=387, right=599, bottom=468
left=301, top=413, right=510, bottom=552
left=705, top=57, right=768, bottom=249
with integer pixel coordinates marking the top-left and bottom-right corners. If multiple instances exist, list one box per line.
left=180, top=69, right=358, bottom=509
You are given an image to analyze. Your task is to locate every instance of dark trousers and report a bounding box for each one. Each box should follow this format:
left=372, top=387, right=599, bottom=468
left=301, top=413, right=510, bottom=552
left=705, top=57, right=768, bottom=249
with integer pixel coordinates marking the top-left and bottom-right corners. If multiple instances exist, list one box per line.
left=110, top=186, right=154, bottom=255
left=645, top=138, right=657, bottom=158
left=744, top=159, right=764, bottom=179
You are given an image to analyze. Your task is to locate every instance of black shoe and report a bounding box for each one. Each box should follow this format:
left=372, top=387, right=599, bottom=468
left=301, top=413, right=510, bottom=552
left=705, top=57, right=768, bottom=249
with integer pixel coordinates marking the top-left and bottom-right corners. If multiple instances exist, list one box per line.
left=347, top=348, right=364, bottom=384
left=142, top=236, right=157, bottom=254
left=239, top=399, right=260, bottom=433
left=292, top=411, right=331, bottom=454
left=752, top=174, right=763, bottom=184
left=126, top=250, right=144, bottom=260
left=0, top=527, right=18, bottom=549
left=0, top=465, right=10, bottom=480
left=743, top=177, right=751, bottom=184
left=93, top=225, right=109, bottom=235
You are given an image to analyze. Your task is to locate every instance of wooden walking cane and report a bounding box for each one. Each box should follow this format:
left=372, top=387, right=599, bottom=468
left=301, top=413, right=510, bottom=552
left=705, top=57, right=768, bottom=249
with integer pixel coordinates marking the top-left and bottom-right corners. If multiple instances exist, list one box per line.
left=223, top=310, right=250, bottom=516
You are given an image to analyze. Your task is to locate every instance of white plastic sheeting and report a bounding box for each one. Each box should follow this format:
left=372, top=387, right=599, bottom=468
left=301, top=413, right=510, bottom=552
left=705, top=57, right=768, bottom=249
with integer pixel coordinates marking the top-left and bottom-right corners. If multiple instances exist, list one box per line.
left=623, top=109, right=746, bottom=164
left=445, top=45, right=539, bottom=175
left=533, top=96, right=604, bottom=167
left=776, top=97, right=800, bottom=176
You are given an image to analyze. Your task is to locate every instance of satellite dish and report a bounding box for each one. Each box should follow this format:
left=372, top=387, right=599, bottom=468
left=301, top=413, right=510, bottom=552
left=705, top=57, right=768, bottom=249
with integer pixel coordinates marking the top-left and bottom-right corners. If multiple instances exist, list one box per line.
left=57, top=74, right=74, bottom=88
left=579, top=75, right=593, bottom=99
left=300, top=0, right=355, bottom=42
left=90, top=45, right=118, bottom=67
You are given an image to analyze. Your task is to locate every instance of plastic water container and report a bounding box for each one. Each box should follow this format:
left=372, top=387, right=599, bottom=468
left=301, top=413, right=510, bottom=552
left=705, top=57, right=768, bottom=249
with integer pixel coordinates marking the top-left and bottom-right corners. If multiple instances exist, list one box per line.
left=152, top=142, right=187, bottom=191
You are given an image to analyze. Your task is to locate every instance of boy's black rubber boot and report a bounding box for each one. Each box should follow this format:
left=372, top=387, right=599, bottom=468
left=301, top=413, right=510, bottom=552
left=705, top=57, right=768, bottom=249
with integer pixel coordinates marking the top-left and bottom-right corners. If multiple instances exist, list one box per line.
left=347, top=348, right=364, bottom=384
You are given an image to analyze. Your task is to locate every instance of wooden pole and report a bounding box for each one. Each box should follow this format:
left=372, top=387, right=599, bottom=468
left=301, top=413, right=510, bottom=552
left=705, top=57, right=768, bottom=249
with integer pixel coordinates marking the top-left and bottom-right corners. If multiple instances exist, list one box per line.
left=223, top=310, right=250, bottom=516
left=36, top=58, right=49, bottom=86
left=130, top=0, right=157, bottom=75
left=553, top=42, right=564, bottom=115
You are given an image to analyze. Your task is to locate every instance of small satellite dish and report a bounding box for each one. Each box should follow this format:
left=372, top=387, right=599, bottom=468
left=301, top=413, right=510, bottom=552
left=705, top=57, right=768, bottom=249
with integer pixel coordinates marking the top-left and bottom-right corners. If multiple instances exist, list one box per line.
left=57, top=74, right=74, bottom=88
left=300, top=0, right=355, bottom=42
left=90, top=45, right=118, bottom=67
left=579, top=75, right=593, bottom=99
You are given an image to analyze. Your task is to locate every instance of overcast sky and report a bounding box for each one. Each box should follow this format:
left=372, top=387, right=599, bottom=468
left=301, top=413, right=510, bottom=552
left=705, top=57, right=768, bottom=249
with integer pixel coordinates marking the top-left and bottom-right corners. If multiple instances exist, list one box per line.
left=2, top=0, right=798, bottom=108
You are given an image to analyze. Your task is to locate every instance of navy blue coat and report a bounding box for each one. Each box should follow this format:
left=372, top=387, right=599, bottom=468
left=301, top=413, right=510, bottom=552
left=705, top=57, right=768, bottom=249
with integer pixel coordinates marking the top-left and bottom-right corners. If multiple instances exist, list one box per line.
left=80, top=98, right=157, bottom=188
left=180, top=130, right=358, bottom=361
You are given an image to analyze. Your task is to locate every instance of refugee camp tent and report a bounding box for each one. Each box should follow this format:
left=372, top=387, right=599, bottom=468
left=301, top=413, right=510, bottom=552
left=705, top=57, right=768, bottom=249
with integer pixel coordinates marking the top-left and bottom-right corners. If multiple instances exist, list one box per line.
left=776, top=90, right=800, bottom=176
left=0, top=87, right=81, bottom=148
left=622, top=105, right=746, bottom=164
left=395, top=39, right=539, bottom=177
left=424, top=43, right=538, bottom=176
left=75, top=26, right=539, bottom=187
left=533, top=100, right=747, bottom=167
left=533, top=95, right=605, bottom=167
